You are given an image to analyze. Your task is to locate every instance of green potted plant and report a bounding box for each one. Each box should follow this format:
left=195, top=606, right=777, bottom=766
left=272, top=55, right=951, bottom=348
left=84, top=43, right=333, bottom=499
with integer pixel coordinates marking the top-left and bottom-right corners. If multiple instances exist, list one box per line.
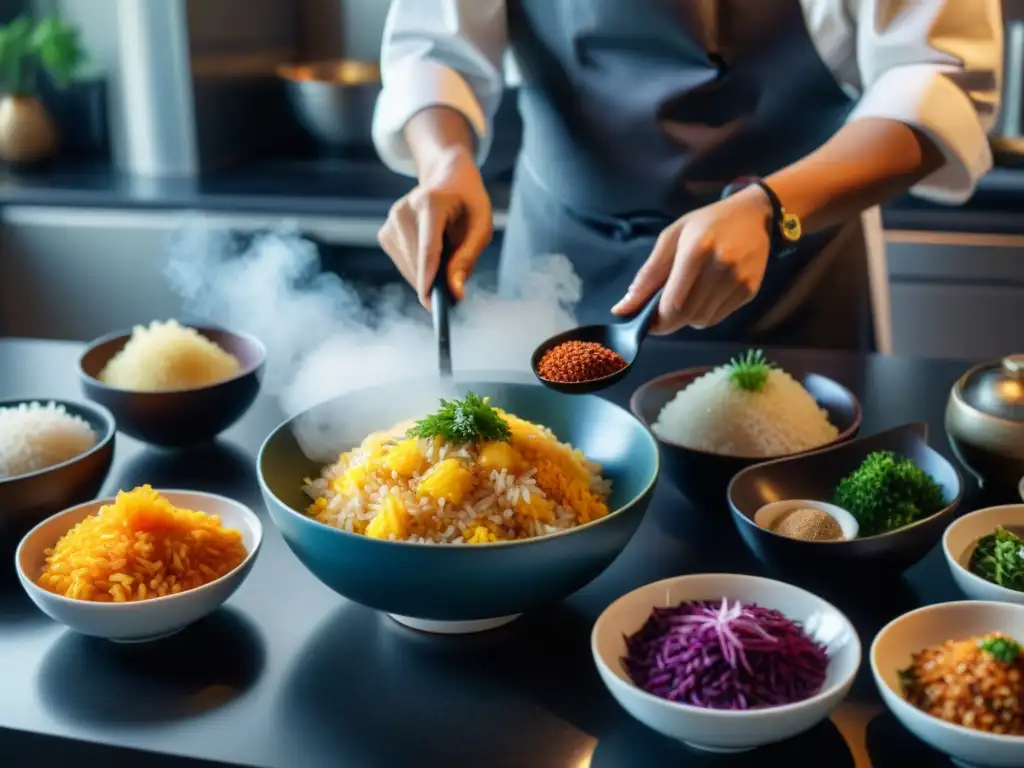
left=0, top=15, right=84, bottom=165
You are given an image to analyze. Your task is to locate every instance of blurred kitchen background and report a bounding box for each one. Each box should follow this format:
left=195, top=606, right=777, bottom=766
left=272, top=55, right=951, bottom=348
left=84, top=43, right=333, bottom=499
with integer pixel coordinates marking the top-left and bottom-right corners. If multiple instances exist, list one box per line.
left=0, top=0, right=1022, bottom=360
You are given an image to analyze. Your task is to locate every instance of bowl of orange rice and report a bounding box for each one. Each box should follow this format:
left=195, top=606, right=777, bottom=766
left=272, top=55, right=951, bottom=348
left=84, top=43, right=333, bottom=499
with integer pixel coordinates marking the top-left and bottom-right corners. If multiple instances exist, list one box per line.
left=16, top=485, right=263, bottom=642
left=258, top=378, right=659, bottom=634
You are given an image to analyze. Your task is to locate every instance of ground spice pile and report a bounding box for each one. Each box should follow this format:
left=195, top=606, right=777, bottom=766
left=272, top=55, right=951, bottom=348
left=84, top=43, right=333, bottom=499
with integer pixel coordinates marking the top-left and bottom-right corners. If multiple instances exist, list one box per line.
left=537, top=341, right=627, bottom=383
left=771, top=507, right=844, bottom=541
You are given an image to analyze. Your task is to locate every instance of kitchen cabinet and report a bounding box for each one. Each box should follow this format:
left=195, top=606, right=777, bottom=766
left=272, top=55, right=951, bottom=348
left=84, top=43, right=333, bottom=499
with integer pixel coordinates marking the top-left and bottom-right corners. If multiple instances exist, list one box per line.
left=885, top=230, right=1024, bottom=360
left=0, top=206, right=506, bottom=341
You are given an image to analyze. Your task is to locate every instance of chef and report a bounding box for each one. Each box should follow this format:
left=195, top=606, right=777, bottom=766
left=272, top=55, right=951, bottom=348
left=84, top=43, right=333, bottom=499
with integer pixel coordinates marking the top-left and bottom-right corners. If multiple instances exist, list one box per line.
left=372, top=1, right=1002, bottom=351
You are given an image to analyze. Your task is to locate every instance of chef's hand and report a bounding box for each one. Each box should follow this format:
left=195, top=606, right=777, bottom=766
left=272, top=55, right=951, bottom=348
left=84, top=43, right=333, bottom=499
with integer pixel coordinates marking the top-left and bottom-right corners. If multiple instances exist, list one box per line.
left=611, top=186, right=773, bottom=334
left=378, top=145, right=493, bottom=306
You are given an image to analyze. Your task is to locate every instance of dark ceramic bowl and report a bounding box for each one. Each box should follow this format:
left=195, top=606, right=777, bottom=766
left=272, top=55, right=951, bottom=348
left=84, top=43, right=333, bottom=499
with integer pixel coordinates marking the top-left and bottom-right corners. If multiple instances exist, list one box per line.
left=0, top=398, right=115, bottom=545
left=258, top=378, right=659, bottom=634
left=729, top=423, right=964, bottom=575
left=629, top=367, right=861, bottom=513
left=77, top=324, right=265, bottom=449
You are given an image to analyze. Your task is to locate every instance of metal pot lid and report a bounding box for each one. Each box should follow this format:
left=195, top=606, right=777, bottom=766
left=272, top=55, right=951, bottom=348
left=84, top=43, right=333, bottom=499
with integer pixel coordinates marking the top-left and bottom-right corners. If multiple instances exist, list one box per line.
left=959, top=355, right=1024, bottom=420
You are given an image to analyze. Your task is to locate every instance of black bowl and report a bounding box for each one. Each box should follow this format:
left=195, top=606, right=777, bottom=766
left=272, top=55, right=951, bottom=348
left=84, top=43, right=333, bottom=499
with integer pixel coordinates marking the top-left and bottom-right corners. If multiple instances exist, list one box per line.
left=728, top=422, right=964, bottom=575
left=0, top=398, right=115, bottom=545
left=77, top=324, right=265, bottom=449
left=629, top=367, right=862, bottom=513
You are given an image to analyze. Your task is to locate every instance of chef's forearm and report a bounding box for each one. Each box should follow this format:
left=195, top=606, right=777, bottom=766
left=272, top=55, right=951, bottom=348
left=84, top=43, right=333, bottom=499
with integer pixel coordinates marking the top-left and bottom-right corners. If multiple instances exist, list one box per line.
left=404, top=106, right=479, bottom=180
left=765, top=117, right=946, bottom=233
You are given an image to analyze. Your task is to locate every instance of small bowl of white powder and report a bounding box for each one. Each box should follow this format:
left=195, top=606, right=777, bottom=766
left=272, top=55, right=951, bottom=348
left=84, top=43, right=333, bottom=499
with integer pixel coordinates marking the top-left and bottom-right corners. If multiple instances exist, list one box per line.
left=0, top=399, right=115, bottom=545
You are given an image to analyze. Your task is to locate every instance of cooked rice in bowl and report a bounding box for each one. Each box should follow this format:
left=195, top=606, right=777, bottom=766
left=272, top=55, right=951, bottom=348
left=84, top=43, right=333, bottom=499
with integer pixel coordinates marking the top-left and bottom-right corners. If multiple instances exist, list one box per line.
left=37, top=485, right=249, bottom=602
left=0, top=401, right=98, bottom=479
left=302, top=399, right=613, bottom=544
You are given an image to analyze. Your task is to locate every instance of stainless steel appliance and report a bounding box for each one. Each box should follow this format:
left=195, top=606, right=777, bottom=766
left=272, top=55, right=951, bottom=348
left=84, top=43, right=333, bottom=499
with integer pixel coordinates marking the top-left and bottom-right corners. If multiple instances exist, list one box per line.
left=278, top=60, right=381, bottom=149
left=994, top=1, right=1024, bottom=158
left=117, top=0, right=301, bottom=175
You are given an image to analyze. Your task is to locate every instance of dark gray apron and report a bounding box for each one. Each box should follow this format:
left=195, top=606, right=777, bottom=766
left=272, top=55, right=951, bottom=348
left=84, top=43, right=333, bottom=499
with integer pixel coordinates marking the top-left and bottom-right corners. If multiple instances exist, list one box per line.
left=500, top=0, right=875, bottom=351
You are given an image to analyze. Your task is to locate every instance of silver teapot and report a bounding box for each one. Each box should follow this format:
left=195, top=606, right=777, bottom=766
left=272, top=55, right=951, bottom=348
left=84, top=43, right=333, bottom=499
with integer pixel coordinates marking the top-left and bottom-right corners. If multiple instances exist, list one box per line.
left=946, top=355, right=1024, bottom=491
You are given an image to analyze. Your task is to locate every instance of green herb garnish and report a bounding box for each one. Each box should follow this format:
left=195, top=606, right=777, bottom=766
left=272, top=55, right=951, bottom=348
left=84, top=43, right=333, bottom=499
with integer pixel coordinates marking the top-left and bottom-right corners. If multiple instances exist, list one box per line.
left=728, top=349, right=772, bottom=393
left=407, top=392, right=510, bottom=444
left=969, top=527, right=1024, bottom=592
left=978, top=636, right=1023, bottom=664
left=832, top=451, right=946, bottom=537
left=897, top=666, right=916, bottom=694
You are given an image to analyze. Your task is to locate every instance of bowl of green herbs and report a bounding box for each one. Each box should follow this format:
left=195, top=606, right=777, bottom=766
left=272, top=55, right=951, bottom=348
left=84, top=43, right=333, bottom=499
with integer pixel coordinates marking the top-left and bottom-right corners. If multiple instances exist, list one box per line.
left=729, top=423, right=963, bottom=575
left=944, top=505, right=1024, bottom=604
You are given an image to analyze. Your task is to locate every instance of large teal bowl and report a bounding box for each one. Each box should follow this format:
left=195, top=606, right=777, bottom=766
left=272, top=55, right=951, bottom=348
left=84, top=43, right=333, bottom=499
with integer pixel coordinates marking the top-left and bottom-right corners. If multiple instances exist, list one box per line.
left=258, top=378, right=659, bottom=633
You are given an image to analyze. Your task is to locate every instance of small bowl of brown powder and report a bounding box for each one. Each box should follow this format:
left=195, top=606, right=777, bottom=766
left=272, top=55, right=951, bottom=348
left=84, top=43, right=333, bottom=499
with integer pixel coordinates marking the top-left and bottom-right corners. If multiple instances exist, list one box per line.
left=753, top=499, right=859, bottom=542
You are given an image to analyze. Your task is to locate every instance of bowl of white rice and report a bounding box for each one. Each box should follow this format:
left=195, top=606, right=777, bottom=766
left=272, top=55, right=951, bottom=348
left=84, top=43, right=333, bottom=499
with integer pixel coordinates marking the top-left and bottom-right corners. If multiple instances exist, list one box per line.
left=77, top=320, right=265, bottom=448
left=630, top=351, right=861, bottom=514
left=0, top=399, right=115, bottom=544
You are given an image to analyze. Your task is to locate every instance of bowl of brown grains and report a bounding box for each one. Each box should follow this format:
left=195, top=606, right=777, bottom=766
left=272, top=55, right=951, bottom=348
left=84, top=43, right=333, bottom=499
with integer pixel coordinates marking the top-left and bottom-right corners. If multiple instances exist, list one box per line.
left=872, top=600, right=1024, bottom=767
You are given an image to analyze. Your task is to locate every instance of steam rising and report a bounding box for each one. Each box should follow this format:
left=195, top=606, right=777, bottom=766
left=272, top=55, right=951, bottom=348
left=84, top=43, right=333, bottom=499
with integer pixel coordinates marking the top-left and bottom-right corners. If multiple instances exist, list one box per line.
left=164, top=217, right=581, bottom=455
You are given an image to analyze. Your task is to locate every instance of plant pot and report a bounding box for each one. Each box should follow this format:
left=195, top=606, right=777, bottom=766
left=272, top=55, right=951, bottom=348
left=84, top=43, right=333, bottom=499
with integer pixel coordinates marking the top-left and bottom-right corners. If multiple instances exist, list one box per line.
left=0, top=94, right=58, bottom=165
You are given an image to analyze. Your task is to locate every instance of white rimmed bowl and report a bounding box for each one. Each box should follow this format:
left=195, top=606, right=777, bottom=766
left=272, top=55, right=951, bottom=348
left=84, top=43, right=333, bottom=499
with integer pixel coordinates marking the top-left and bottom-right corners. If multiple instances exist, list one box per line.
left=943, top=505, right=1024, bottom=604
left=15, top=489, right=263, bottom=642
left=753, top=499, right=859, bottom=541
left=591, top=573, right=861, bottom=753
left=872, top=601, right=1024, bottom=767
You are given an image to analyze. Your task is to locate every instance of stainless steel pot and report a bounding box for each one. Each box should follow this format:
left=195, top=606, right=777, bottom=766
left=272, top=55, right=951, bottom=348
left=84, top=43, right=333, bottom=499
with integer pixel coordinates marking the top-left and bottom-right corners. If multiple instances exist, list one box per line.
left=992, top=1, right=1024, bottom=158
left=278, top=60, right=381, bottom=148
left=946, top=354, right=1024, bottom=489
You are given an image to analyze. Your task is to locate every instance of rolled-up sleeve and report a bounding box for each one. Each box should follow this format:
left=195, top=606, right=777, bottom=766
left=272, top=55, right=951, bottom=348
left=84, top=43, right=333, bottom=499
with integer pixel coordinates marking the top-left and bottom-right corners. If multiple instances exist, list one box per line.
left=845, top=0, right=1003, bottom=204
left=372, top=0, right=508, bottom=176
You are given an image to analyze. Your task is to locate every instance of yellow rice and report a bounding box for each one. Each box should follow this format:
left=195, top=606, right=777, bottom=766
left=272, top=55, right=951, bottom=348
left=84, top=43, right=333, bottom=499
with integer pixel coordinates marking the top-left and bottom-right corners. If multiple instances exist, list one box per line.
left=98, top=319, right=241, bottom=392
left=37, top=485, right=248, bottom=602
left=302, top=409, right=612, bottom=544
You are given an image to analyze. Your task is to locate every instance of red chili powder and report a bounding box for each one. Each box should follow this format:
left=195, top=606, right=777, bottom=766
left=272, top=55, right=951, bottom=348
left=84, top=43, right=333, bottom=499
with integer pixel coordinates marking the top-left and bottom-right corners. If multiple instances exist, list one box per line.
left=537, top=341, right=627, bottom=383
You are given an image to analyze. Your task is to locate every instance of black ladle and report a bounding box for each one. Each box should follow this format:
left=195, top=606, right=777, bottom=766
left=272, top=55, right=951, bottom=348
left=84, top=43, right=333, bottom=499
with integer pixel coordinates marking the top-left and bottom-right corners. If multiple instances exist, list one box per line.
left=531, top=288, right=663, bottom=394
left=431, top=235, right=457, bottom=380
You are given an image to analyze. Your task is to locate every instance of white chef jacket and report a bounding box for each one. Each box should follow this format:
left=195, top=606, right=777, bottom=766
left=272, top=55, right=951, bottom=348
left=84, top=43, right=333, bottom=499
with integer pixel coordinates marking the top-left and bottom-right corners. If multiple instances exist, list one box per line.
left=371, top=0, right=1004, bottom=352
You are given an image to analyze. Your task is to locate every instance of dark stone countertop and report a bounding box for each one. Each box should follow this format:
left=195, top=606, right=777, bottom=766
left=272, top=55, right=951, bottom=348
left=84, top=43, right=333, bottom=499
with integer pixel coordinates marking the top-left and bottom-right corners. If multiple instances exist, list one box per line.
left=0, top=154, right=1023, bottom=234
left=0, top=336, right=1020, bottom=767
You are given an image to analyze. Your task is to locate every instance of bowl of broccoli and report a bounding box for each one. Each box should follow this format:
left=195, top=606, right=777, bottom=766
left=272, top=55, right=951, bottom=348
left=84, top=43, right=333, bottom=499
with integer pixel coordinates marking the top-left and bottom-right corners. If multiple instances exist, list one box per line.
left=728, top=422, right=964, bottom=577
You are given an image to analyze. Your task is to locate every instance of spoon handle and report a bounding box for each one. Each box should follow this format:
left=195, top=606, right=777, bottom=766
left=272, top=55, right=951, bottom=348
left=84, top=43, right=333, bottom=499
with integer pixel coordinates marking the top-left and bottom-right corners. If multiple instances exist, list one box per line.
left=432, top=234, right=456, bottom=379
left=628, top=287, right=664, bottom=337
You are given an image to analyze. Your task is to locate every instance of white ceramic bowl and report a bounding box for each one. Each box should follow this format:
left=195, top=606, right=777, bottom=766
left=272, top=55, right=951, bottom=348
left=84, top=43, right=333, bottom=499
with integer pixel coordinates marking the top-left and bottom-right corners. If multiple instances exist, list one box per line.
left=753, top=499, right=860, bottom=541
left=872, top=601, right=1024, bottom=767
left=943, top=505, right=1024, bottom=605
left=16, top=489, right=263, bottom=642
left=591, top=573, right=861, bottom=753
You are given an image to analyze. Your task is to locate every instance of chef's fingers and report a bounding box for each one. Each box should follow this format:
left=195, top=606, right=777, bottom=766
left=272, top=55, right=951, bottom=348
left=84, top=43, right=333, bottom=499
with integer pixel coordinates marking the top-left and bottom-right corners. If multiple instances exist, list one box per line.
left=408, top=188, right=462, bottom=307
left=449, top=203, right=493, bottom=301
left=415, top=198, right=446, bottom=306
left=706, top=283, right=751, bottom=327
left=692, top=278, right=749, bottom=329
left=681, top=259, right=732, bottom=329
left=378, top=200, right=418, bottom=288
left=611, top=225, right=679, bottom=317
left=651, top=228, right=710, bottom=334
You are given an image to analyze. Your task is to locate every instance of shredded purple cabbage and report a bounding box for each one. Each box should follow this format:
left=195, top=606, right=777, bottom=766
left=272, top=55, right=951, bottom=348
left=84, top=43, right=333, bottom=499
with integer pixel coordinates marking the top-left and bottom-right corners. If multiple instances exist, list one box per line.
left=622, top=598, right=829, bottom=710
